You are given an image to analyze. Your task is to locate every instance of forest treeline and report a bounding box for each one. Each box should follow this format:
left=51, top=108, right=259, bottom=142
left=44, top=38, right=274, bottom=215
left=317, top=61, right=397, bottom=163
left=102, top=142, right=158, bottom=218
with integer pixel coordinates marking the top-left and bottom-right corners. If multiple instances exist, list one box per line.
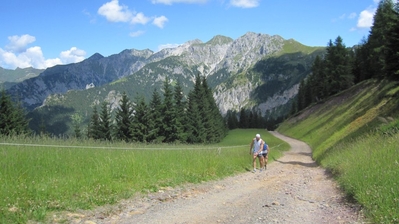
left=83, top=75, right=227, bottom=143
left=293, top=0, right=399, bottom=113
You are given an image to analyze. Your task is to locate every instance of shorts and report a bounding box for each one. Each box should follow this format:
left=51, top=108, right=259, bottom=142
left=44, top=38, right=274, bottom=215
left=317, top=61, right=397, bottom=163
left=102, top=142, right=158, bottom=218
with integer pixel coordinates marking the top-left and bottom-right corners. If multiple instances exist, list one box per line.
left=262, top=151, right=268, bottom=157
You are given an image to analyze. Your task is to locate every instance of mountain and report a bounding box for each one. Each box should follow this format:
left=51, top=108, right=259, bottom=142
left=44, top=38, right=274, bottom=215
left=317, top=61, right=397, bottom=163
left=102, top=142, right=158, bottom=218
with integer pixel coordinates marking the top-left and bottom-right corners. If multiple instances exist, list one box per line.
left=7, top=32, right=324, bottom=135
left=0, top=67, right=44, bottom=90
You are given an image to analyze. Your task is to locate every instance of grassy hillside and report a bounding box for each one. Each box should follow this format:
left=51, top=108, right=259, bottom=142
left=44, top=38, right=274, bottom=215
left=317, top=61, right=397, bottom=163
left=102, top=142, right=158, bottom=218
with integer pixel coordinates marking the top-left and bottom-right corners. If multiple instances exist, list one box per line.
left=0, top=129, right=289, bottom=223
left=277, top=79, right=399, bottom=223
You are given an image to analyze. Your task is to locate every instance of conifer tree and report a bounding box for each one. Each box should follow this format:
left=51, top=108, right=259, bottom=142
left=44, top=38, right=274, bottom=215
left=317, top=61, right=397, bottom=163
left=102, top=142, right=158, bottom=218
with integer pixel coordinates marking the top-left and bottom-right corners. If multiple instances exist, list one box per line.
left=324, top=36, right=353, bottom=95
left=173, top=80, right=187, bottom=142
left=296, top=79, right=306, bottom=111
left=99, top=101, right=112, bottom=141
left=367, top=0, right=397, bottom=79
left=226, top=110, right=239, bottom=129
left=71, top=113, right=82, bottom=138
left=385, top=2, right=399, bottom=80
left=0, top=90, right=30, bottom=135
left=147, top=89, right=163, bottom=142
left=239, top=108, right=248, bottom=128
left=114, top=92, right=133, bottom=142
left=200, top=76, right=218, bottom=142
left=309, top=55, right=327, bottom=101
left=131, top=95, right=149, bottom=142
left=185, top=90, right=205, bottom=143
left=88, top=106, right=101, bottom=139
left=160, top=77, right=178, bottom=142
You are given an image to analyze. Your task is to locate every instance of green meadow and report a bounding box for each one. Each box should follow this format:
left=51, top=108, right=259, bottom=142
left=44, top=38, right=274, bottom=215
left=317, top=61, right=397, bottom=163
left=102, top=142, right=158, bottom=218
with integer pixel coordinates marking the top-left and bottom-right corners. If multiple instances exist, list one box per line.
left=278, top=79, right=399, bottom=223
left=0, top=129, right=289, bottom=223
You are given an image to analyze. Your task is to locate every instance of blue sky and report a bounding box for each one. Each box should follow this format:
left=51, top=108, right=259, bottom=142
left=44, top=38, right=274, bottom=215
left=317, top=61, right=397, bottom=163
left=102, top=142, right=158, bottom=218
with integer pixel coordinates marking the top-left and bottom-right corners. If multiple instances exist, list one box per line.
left=0, top=0, right=379, bottom=69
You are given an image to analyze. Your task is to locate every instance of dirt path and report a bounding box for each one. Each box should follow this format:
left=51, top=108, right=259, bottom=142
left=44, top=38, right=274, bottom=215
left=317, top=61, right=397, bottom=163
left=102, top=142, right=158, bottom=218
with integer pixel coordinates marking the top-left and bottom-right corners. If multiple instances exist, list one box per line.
left=62, top=132, right=365, bottom=224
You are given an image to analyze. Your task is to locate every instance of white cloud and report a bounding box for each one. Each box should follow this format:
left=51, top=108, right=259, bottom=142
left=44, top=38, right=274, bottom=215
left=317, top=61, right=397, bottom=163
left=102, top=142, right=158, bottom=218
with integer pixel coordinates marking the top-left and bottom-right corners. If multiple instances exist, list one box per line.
left=129, top=30, right=146, bottom=37
left=132, top=12, right=150, bottom=25
left=5, top=34, right=36, bottom=53
left=151, top=0, right=208, bottom=5
left=357, top=8, right=375, bottom=28
left=60, top=47, right=86, bottom=64
left=153, top=16, right=168, bottom=28
left=158, top=43, right=180, bottom=51
left=230, top=0, right=259, bottom=8
left=0, top=35, right=86, bottom=69
left=98, top=0, right=132, bottom=22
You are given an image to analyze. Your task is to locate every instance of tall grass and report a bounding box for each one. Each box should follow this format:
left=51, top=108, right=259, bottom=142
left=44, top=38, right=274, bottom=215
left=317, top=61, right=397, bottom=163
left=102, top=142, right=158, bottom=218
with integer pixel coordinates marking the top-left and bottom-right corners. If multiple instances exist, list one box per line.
left=278, top=80, right=399, bottom=223
left=0, top=129, right=289, bottom=223
left=321, top=132, right=399, bottom=223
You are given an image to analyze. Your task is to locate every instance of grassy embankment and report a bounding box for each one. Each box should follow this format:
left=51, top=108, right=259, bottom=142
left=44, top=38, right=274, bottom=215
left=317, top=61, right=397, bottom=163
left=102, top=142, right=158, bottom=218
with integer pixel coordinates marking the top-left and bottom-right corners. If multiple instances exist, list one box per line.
left=0, top=129, right=289, bottom=223
left=278, top=79, right=399, bottom=223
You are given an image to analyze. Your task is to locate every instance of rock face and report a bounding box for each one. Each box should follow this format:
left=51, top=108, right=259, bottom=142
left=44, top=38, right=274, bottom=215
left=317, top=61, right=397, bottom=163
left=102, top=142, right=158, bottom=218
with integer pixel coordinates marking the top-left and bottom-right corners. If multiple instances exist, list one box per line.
left=7, top=32, right=322, bottom=120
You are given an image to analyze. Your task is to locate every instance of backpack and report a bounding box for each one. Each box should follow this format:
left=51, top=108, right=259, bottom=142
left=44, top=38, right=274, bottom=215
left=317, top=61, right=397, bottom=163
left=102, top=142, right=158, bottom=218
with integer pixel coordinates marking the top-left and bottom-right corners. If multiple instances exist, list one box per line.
left=262, top=141, right=268, bottom=153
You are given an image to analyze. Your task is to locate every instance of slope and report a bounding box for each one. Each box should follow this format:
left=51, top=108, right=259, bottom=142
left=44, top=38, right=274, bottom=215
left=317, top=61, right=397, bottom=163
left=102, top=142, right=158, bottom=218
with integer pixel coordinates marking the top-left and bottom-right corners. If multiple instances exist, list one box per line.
left=277, top=79, right=399, bottom=223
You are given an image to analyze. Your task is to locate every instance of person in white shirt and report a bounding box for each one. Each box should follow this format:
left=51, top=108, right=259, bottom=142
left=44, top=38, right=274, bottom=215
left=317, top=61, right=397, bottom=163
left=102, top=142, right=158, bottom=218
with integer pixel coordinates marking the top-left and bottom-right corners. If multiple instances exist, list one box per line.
left=249, top=134, right=264, bottom=173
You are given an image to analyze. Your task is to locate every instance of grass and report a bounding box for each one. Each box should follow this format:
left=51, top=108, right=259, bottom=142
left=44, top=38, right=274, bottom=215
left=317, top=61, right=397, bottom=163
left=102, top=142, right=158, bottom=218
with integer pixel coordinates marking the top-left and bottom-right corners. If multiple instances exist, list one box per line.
left=277, top=79, right=399, bottom=223
left=0, top=129, right=289, bottom=223
left=320, top=132, right=399, bottom=223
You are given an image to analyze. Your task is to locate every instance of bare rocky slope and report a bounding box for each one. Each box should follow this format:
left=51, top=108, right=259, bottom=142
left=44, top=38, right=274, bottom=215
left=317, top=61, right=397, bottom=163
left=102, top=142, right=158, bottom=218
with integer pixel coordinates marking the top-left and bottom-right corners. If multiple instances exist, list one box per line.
left=52, top=132, right=365, bottom=224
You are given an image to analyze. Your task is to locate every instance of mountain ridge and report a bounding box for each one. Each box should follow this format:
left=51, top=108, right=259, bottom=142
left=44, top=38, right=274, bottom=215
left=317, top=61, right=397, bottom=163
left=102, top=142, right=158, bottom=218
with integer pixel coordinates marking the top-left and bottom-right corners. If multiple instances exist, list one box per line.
left=4, top=32, right=324, bottom=135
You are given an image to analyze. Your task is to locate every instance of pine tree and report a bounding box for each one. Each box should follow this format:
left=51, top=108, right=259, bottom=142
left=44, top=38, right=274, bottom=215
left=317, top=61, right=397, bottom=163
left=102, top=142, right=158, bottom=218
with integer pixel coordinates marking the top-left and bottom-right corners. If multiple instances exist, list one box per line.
left=114, top=92, right=133, bottom=142
left=71, top=113, right=82, bottom=138
left=367, top=0, right=397, bottom=79
left=173, top=80, right=187, bottom=142
left=324, top=36, right=353, bottom=95
left=352, top=38, right=372, bottom=83
left=201, top=76, right=226, bottom=142
left=99, top=101, right=112, bottom=141
left=88, top=106, right=101, bottom=139
left=296, top=79, right=306, bottom=111
left=239, top=108, right=248, bottom=128
left=160, top=77, right=178, bottom=143
left=185, top=90, right=205, bottom=143
left=147, top=89, right=163, bottom=142
left=0, top=90, right=30, bottom=135
left=131, top=95, right=149, bottom=142
left=226, top=110, right=239, bottom=129
left=309, top=55, right=327, bottom=101
left=385, top=2, right=399, bottom=80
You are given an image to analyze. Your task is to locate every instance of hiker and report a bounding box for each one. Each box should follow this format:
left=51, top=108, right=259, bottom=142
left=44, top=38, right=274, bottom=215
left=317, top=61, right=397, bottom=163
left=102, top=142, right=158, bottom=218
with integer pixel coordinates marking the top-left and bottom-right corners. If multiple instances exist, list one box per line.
left=262, top=140, right=270, bottom=170
left=249, top=134, right=264, bottom=173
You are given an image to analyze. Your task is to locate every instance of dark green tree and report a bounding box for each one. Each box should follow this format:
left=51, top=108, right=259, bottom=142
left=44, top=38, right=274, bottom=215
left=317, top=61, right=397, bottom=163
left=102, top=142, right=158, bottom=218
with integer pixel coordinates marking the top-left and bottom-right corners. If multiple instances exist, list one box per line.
left=99, top=101, right=112, bottom=141
left=309, top=55, right=327, bottom=101
left=173, top=80, right=187, bottom=142
left=226, top=110, right=239, bottom=129
left=385, top=2, right=399, bottom=80
left=296, top=79, right=306, bottom=111
left=160, top=77, right=178, bottom=143
left=185, top=90, right=205, bottom=143
left=147, top=89, right=163, bottom=142
left=131, top=95, right=149, bottom=142
left=367, top=0, right=397, bottom=79
left=0, top=90, right=30, bottom=135
left=71, top=113, right=82, bottom=138
left=201, top=75, right=226, bottom=143
left=239, top=108, right=249, bottom=128
left=114, top=92, right=133, bottom=142
left=88, top=106, right=101, bottom=139
left=325, top=36, right=353, bottom=95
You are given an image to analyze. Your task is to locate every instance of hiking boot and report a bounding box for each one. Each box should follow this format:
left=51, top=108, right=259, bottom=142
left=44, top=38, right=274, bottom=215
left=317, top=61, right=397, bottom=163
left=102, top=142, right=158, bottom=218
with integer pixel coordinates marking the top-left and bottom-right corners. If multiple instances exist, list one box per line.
left=252, top=169, right=256, bottom=173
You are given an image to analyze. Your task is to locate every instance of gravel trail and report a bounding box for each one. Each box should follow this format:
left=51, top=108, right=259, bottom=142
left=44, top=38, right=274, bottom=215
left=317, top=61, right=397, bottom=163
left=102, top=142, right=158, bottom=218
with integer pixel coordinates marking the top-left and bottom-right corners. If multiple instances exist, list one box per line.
left=62, top=132, right=365, bottom=224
